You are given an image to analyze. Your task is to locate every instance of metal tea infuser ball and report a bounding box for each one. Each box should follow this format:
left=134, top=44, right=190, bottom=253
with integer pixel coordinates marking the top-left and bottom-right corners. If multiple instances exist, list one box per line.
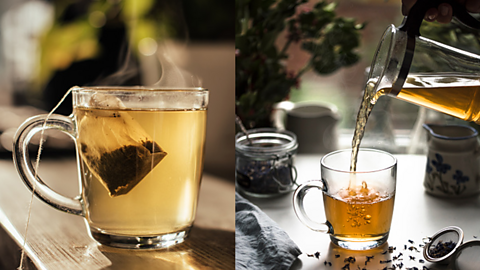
left=423, top=226, right=480, bottom=270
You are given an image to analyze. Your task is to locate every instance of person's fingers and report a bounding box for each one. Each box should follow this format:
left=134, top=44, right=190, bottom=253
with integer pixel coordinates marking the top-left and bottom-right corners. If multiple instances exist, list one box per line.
left=466, top=0, right=480, bottom=12
left=402, top=0, right=417, bottom=15
left=424, top=8, right=438, bottom=22
left=436, top=3, right=453, bottom=24
left=401, top=0, right=479, bottom=24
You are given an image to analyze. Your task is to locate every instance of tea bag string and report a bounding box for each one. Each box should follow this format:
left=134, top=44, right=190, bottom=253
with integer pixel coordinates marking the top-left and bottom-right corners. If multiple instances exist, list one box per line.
left=18, top=88, right=73, bottom=270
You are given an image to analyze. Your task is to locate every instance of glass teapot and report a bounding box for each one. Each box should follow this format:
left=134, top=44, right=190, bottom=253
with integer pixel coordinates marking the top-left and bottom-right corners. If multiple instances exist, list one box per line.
left=367, top=0, right=480, bottom=123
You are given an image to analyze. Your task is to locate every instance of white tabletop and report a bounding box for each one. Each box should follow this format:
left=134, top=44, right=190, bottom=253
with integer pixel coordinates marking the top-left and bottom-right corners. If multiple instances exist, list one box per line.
left=247, top=154, right=480, bottom=270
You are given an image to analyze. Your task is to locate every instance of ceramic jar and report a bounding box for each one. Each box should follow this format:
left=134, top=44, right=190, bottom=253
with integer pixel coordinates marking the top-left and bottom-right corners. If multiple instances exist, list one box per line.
left=273, top=101, right=340, bottom=154
left=423, top=124, right=480, bottom=197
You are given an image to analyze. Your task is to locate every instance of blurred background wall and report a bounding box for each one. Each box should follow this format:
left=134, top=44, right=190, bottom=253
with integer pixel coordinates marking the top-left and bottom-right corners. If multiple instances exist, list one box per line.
left=0, top=0, right=234, bottom=179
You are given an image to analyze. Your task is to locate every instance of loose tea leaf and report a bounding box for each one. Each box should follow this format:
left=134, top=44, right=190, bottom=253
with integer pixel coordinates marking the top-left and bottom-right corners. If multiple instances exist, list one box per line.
left=236, top=161, right=294, bottom=194
left=429, top=240, right=456, bottom=258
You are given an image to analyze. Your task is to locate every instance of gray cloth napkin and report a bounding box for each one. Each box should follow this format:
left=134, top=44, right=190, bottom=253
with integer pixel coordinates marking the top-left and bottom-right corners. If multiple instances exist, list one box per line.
left=235, top=192, right=302, bottom=270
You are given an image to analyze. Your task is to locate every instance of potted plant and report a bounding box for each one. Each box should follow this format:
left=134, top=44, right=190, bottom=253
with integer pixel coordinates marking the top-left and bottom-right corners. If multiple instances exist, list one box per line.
left=235, top=0, right=364, bottom=129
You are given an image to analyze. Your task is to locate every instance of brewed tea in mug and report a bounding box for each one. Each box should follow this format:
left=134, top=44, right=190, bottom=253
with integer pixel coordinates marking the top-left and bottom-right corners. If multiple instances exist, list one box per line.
left=13, top=86, right=208, bottom=249
left=294, top=149, right=397, bottom=250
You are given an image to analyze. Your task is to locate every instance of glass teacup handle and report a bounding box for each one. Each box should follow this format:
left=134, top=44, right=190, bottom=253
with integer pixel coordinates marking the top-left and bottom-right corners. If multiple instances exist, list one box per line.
left=293, top=181, right=332, bottom=234
left=13, top=114, right=84, bottom=216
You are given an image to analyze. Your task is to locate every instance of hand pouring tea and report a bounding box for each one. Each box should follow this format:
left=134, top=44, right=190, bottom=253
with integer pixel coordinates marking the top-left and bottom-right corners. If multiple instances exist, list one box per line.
left=365, top=0, right=480, bottom=124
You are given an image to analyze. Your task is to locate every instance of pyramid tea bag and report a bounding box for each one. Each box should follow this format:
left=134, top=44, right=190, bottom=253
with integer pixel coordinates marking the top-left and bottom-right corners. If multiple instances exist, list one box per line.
left=77, top=93, right=167, bottom=197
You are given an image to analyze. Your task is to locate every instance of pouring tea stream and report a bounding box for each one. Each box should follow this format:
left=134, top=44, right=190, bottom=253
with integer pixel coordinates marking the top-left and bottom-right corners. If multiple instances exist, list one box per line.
left=350, top=0, right=480, bottom=188
left=366, top=0, right=480, bottom=124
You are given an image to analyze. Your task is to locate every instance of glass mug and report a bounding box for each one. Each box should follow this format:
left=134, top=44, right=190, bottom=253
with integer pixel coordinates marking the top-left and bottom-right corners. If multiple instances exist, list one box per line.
left=293, top=149, right=397, bottom=250
left=13, top=86, right=208, bottom=249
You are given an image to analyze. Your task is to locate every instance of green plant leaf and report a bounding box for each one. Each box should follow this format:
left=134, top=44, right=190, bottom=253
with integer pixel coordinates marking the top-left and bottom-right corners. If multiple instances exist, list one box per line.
left=235, top=0, right=363, bottom=128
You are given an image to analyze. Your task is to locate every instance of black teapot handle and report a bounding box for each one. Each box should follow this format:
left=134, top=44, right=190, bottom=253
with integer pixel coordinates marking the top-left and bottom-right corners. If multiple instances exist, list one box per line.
left=399, top=0, right=480, bottom=37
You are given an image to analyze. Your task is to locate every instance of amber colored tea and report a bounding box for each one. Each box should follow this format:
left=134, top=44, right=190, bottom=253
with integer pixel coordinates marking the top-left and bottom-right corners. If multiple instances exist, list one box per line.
left=76, top=107, right=207, bottom=236
left=323, top=182, right=395, bottom=242
left=376, top=73, right=480, bottom=123
left=351, top=73, right=480, bottom=186
left=352, top=73, right=480, bottom=174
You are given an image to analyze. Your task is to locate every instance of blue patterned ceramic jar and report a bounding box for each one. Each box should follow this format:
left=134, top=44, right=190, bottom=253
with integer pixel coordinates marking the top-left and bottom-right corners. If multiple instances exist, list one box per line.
left=423, top=124, right=480, bottom=198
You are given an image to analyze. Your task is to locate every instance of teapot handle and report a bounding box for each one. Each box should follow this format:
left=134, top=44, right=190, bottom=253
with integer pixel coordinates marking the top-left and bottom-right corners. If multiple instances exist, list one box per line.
left=391, top=0, right=480, bottom=94
left=400, top=0, right=480, bottom=37
left=272, top=101, right=294, bottom=130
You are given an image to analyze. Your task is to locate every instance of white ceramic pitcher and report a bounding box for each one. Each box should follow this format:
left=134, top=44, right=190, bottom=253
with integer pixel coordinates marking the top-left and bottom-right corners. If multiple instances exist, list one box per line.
left=273, top=101, right=340, bottom=154
left=423, top=124, right=480, bottom=198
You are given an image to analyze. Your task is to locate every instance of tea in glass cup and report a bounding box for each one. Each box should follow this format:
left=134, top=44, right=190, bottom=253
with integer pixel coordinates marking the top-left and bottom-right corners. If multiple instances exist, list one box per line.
left=293, top=149, right=397, bottom=250
left=13, top=86, right=208, bottom=249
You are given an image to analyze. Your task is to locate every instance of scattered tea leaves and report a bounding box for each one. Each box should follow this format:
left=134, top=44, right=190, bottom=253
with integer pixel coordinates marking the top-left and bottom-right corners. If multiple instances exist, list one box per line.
left=365, top=255, right=374, bottom=265
left=307, top=251, right=321, bottom=259
left=344, top=256, right=356, bottom=263
left=304, top=237, right=432, bottom=270
left=408, top=246, right=419, bottom=252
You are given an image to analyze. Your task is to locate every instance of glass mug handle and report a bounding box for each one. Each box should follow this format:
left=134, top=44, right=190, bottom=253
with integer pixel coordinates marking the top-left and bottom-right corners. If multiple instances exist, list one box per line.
left=293, top=181, right=332, bottom=234
left=13, top=114, right=84, bottom=216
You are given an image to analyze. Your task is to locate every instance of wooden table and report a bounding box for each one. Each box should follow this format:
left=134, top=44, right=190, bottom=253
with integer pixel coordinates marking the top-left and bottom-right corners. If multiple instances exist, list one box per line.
left=0, top=157, right=235, bottom=270
left=248, top=154, right=480, bottom=270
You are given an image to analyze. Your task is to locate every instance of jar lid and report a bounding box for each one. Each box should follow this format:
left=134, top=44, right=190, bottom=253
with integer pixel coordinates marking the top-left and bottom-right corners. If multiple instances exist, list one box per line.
left=452, top=240, right=480, bottom=270
left=235, top=128, right=298, bottom=157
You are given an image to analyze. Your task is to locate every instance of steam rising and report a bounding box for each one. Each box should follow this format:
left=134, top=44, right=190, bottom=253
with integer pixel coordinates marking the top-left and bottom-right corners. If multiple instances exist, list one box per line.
left=154, top=46, right=202, bottom=88
left=89, top=0, right=200, bottom=89
left=94, top=41, right=202, bottom=89
left=92, top=42, right=140, bottom=86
